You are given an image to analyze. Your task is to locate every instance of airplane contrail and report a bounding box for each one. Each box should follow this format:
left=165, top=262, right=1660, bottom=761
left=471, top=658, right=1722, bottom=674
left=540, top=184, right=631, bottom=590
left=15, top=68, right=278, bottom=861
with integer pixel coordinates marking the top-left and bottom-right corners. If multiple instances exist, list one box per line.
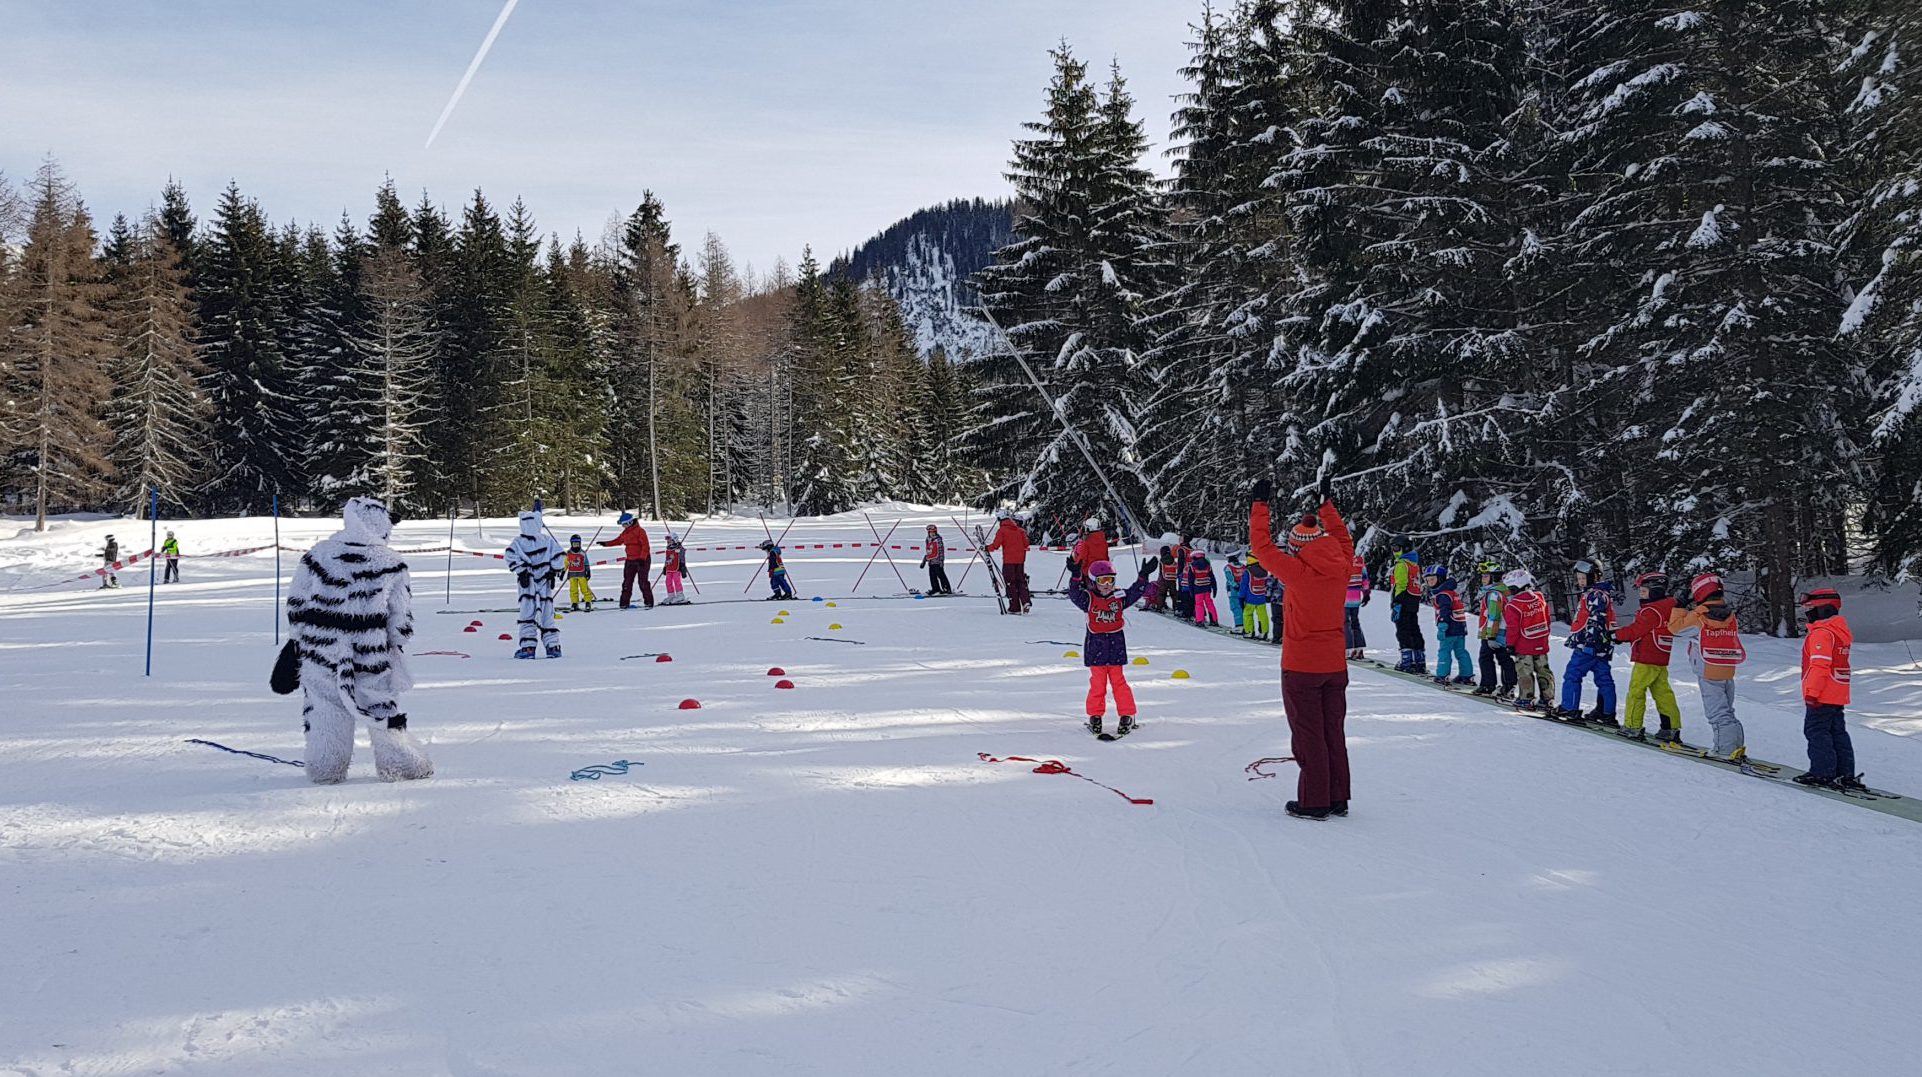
left=424, top=0, right=522, bottom=150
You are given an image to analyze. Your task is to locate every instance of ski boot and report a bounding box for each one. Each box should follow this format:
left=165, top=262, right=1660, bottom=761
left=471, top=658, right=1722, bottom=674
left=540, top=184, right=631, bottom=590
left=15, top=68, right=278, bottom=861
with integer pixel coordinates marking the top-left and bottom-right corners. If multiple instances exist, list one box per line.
left=1586, top=708, right=1620, bottom=728
left=1616, top=725, right=1647, bottom=742
left=585, top=602, right=594, bottom=612
left=1329, top=800, right=1349, bottom=817
left=1431, top=675, right=1449, bottom=686
left=1087, top=716, right=1104, bottom=737
left=1471, top=685, right=1495, bottom=697
left=546, top=644, right=563, bottom=659
left=1652, top=728, right=1681, bottom=745
left=514, top=645, right=537, bottom=660
left=1394, top=650, right=1413, bottom=673
left=569, top=602, right=580, bottom=612
left=1835, top=774, right=1870, bottom=793
left=1793, top=773, right=1839, bottom=789
left=1494, top=687, right=1516, bottom=702
left=1285, top=801, right=1331, bottom=821
left=1451, top=675, right=1475, bottom=687
left=1116, top=716, right=1136, bottom=738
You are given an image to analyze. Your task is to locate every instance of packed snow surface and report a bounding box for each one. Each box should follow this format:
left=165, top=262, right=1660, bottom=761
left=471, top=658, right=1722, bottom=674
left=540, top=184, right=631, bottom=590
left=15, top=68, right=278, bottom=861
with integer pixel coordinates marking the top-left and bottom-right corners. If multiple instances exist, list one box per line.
left=3, top=506, right=1921, bottom=1076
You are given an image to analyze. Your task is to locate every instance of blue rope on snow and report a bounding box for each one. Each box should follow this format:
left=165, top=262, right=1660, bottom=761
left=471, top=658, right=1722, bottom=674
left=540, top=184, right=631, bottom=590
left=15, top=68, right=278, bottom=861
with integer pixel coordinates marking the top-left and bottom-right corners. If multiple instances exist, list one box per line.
left=185, top=739, right=306, bottom=767
left=570, top=759, right=643, bottom=781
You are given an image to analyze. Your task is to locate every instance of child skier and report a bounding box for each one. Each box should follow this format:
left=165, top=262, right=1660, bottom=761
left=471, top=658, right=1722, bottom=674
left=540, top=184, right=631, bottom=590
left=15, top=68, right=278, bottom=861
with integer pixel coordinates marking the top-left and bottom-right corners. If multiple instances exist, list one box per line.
left=1068, top=558, right=1152, bottom=739
left=162, top=529, right=181, bottom=584
left=1669, top=572, right=1746, bottom=760
left=1795, top=588, right=1862, bottom=789
left=1611, top=571, right=1682, bottom=742
left=918, top=524, right=953, bottom=595
left=1071, top=517, right=1110, bottom=582
left=1225, top=553, right=1248, bottom=635
left=1187, top=551, right=1221, bottom=627
left=1558, top=559, right=1618, bottom=724
left=505, top=508, right=565, bottom=659
left=1344, top=552, right=1369, bottom=660
left=564, top=535, right=596, bottom=612
left=99, top=534, right=121, bottom=589
left=759, top=540, right=796, bottom=600
left=1156, top=544, right=1180, bottom=611
left=1428, top=566, right=1473, bottom=685
left=1503, top=570, right=1556, bottom=711
left=661, top=533, right=692, bottom=605
left=1174, top=536, right=1197, bottom=619
left=1473, top=560, right=1516, bottom=699
left=1389, top=536, right=1425, bottom=672
left=1239, top=560, right=1274, bottom=639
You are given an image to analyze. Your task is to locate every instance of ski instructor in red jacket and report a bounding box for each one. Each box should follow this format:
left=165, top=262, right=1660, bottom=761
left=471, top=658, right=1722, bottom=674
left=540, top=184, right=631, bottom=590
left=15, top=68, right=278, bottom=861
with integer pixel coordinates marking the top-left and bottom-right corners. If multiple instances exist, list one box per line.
left=1248, top=478, right=1356, bottom=821
left=598, top=512, right=654, bottom=610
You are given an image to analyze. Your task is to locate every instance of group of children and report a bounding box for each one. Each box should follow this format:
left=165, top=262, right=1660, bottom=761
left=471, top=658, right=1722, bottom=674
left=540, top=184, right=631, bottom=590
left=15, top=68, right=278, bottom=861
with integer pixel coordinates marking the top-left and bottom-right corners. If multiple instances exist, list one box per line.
left=1137, top=537, right=1283, bottom=643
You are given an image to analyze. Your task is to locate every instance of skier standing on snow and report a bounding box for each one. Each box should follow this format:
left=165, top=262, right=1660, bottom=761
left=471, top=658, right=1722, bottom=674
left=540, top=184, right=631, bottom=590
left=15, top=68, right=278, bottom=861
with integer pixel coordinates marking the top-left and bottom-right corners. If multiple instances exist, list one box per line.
left=1557, top=559, right=1618, bottom=724
left=1248, top=479, right=1356, bottom=821
left=1428, top=566, right=1474, bottom=686
left=1239, top=559, right=1274, bottom=639
left=162, top=529, right=181, bottom=584
left=1473, top=561, right=1516, bottom=699
left=99, top=534, right=121, bottom=589
left=598, top=512, right=654, bottom=610
left=661, top=533, right=692, bottom=606
left=918, top=524, right=953, bottom=595
left=1068, top=558, right=1152, bottom=739
left=985, top=510, right=1031, bottom=613
left=285, top=496, right=433, bottom=784
left=1503, top=571, right=1556, bottom=711
left=505, top=508, right=566, bottom=659
left=1156, top=544, right=1180, bottom=611
left=1225, top=553, right=1248, bottom=635
left=564, top=535, right=596, bottom=612
left=1344, top=552, right=1369, bottom=659
left=1669, top=572, right=1747, bottom=760
left=1070, top=517, right=1110, bottom=582
left=1389, top=536, right=1425, bottom=672
left=1795, top=588, right=1863, bottom=790
left=1187, top=550, right=1221, bottom=627
left=1173, top=536, right=1197, bottom=620
left=1611, top=571, right=1682, bottom=742
left=759, top=540, right=796, bottom=600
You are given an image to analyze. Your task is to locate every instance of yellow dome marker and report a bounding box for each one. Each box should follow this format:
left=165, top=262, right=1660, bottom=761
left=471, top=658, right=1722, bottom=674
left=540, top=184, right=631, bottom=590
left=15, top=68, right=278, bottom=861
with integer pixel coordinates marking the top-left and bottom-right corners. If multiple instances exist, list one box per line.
left=771, top=617, right=785, bottom=624
left=1171, top=669, right=1191, bottom=680
left=826, top=601, right=838, bottom=608
left=779, top=610, right=791, bottom=616
left=829, top=623, right=843, bottom=630
left=1132, top=656, right=1150, bottom=666
left=1064, top=650, right=1080, bottom=658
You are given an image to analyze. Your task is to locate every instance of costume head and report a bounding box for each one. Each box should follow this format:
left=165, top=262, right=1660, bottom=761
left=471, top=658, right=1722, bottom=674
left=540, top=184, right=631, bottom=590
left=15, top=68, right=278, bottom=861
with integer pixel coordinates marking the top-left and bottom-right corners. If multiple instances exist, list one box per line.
left=342, top=497, right=395, bottom=543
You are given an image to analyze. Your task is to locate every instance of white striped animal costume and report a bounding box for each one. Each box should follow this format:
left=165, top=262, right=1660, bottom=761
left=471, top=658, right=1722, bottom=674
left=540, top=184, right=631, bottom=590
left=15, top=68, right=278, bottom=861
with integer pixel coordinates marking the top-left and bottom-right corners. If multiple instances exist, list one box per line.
left=285, top=497, right=433, bottom=784
left=505, top=509, right=566, bottom=656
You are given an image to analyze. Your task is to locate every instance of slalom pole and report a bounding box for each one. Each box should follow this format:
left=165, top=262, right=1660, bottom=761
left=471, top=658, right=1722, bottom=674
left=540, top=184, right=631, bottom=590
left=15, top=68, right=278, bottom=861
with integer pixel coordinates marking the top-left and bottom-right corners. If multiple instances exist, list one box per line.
left=743, top=515, right=800, bottom=594
left=145, top=488, right=158, bottom=677
left=855, top=512, right=908, bottom=593
left=272, top=492, right=282, bottom=647
left=949, top=513, right=980, bottom=590
left=444, top=504, right=456, bottom=605
left=976, top=305, right=1148, bottom=571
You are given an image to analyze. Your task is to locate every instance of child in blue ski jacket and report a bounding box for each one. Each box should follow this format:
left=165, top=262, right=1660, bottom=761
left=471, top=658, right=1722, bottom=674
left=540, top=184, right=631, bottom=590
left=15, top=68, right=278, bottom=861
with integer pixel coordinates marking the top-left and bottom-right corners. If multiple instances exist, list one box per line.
left=1558, top=559, right=1618, bottom=722
left=1224, top=554, right=1247, bottom=634
left=759, top=541, right=796, bottom=600
left=1239, top=560, right=1274, bottom=640
left=1429, top=566, right=1473, bottom=684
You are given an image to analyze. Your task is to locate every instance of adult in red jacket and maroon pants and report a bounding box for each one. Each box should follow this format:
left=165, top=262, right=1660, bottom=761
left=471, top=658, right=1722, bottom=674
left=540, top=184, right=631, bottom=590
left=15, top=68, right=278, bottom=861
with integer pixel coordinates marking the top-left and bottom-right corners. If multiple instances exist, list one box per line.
left=986, top=515, right=1032, bottom=613
left=598, top=514, right=654, bottom=609
left=1248, top=480, right=1356, bottom=820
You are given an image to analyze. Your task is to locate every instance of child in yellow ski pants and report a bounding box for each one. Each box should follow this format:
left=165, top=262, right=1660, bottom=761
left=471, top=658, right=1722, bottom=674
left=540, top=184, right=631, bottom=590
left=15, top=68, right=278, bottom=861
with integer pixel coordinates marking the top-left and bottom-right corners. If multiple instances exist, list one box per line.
left=1625, top=663, right=1680, bottom=734
left=569, top=576, right=596, bottom=608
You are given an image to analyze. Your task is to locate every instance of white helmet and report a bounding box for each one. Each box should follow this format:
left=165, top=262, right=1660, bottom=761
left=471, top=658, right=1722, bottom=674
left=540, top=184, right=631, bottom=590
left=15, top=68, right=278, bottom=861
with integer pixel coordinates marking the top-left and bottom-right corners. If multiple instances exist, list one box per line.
left=995, top=508, right=1010, bottom=520
left=1084, top=516, right=1101, bottom=531
left=1502, top=569, right=1534, bottom=589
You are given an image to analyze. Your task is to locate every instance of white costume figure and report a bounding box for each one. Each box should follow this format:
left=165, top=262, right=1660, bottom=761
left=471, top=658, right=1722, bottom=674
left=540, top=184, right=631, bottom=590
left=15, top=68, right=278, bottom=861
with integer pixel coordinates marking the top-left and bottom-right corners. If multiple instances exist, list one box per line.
left=285, top=496, right=433, bottom=784
left=505, top=509, right=565, bottom=658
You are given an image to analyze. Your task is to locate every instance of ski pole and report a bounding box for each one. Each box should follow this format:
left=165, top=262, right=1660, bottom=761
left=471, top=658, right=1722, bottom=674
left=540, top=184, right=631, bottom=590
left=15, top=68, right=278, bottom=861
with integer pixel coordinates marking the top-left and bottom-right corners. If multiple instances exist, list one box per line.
left=854, top=514, right=904, bottom=593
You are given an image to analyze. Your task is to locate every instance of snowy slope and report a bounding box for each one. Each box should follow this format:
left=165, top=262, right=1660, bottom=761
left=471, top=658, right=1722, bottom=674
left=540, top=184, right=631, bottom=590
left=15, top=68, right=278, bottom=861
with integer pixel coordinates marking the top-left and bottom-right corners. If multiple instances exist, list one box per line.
left=831, top=199, right=1013, bottom=358
left=3, top=507, right=1921, bottom=1076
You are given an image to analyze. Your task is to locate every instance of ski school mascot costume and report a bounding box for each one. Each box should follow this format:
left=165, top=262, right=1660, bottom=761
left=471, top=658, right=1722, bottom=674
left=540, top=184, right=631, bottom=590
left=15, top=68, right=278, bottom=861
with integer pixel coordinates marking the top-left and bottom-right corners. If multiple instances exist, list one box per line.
left=506, top=508, right=566, bottom=658
left=284, top=496, right=433, bottom=784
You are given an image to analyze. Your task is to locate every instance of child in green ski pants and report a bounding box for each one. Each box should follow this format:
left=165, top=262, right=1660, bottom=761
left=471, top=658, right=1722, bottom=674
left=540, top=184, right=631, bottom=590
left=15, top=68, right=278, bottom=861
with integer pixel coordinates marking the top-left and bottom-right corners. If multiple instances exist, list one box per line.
left=1240, top=561, right=1273, bottom=638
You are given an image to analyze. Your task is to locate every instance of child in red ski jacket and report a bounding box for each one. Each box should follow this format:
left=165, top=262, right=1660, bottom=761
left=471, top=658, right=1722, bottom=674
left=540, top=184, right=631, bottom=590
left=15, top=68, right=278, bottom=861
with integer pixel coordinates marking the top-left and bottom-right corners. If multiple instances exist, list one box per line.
left=1502, top=570, right=1555, bottom=711
left=1796, top=588, right=1860, bottom=789
left=1612, top=571, right=1681, bottom=743
left=1068, top=559, right=1152, bottom=739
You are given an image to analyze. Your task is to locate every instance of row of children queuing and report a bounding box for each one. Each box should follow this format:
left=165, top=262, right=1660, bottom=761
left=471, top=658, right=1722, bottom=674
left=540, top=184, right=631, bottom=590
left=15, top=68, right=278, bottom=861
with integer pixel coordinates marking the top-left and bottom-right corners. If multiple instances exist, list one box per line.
left=1379, top=540, right=1864, bottom=791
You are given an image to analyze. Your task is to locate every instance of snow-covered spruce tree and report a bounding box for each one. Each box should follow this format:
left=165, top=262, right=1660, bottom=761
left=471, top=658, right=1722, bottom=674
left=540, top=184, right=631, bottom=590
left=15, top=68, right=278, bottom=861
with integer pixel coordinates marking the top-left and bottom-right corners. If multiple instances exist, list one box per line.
left=407, top=190, right=461, bottom=508
left=342, top=247, right=439, bottom=509
left=857, top=282, right=926, bottom=501
left=538, top=240, right=613, bottom=512
left=788, top=250, right=861, bottom=515
left=443, top=191, right=522, bottom=512
left=1839, top=3, right=1922, bottom=574
left=2, top=159, right=115, bottom=527
left=607, top=192, right=701, bottom=519
left=107, top=215, right=210, bottom=516
left=1140, top=0, right=1303, bottom=538
left=1262, top=0, right=1529, bottom=565
left=196, top=182, right=298, bottom=513
left=970, top=45, right=1162, bottom=530
left=1552, top=0, right=1862, bottom=632
left=289, top=220, right=355, bottom=508
left=694, top=232, right=754, bottom=513
left=920, top=345, right=978, bottom=504
left=478, top=199, right=549, bottom=511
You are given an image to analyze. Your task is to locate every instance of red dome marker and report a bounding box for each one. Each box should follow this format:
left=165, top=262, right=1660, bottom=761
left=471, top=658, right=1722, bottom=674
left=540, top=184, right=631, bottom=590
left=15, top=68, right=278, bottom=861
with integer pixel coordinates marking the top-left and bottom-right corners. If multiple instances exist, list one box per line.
left=463, top=626, right=478, bottom=633
left=469, top=620, right=483, bottom=627
left=678, top=698, right=702, bottom=710
left=775, top=679, right=795, bottom=690
left=656, top=653, right=673, bottom=663
left=767, top=666, right=786, bottom=676
left=498, top=633, right=513, bottom=641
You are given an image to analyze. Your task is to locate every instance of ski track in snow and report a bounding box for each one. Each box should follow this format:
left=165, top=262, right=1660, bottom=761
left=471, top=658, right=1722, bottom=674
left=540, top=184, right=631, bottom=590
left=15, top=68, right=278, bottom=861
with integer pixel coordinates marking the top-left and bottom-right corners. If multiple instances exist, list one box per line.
left=2, top=504, right=1922, bottom=1075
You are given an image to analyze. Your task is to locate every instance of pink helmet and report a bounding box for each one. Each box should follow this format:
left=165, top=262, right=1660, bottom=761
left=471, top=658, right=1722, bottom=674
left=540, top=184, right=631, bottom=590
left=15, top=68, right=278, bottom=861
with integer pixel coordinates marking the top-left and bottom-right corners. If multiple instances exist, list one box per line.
left=1088, top=559, right=1116, bottom=579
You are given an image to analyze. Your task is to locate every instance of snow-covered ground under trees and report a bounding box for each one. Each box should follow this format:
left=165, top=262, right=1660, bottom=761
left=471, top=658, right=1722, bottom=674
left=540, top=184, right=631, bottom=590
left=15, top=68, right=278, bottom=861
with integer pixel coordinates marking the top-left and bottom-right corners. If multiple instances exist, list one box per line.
left=3, top=505, right=1921, bottom=1077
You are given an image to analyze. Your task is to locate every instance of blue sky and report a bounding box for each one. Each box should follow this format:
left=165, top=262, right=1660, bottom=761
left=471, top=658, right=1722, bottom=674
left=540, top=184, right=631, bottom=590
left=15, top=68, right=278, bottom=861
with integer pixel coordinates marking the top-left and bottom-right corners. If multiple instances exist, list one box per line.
left=5, top=0, right=1197, bottom=275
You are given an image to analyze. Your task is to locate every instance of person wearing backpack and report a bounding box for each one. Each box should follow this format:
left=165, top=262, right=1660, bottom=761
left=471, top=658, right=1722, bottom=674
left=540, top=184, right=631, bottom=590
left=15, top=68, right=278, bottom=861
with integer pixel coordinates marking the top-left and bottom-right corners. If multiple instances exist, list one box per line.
left=1668, top=572, right=1747, bottom=761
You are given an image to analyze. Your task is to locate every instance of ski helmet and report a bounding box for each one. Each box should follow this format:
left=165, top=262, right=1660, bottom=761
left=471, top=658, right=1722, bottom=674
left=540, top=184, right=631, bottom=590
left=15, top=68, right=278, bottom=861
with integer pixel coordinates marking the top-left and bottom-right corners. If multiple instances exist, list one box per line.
left=757, top=540, right=774, bottom=551
left=1573, top=558, right=1601, bottom=578
left=569, top=534, right=582, bottom=545
left=1502, top=568, right=1534, bottom=589
left=995, top=508, right=1010, bottom=520
left=926, top=524, right=938, bottom=533
left=1799, top=587, right=1843, bottom=612
left=1425, top=564, right=1449, bottom=586
left=1084, top=516, right=1101, bottom=531
left=1088, top=559, right=1116, bottom=579
left=617, top=511, right=635, bottom=525
left=1391, top=533, right=1410, bottom=551
left=1690, top=572, right=1723, bottom=604
left=1634, top=571, right=1668, bottom=594
left=1477, top=559, right=1502, bottom=577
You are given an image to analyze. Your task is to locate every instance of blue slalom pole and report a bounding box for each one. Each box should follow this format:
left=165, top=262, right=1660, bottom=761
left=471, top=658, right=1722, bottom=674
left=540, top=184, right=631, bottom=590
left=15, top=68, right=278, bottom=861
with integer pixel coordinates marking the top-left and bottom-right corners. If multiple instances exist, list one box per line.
left=273, top=492, right=281, bottom=646
left=145, top=488, right=158, bottom=677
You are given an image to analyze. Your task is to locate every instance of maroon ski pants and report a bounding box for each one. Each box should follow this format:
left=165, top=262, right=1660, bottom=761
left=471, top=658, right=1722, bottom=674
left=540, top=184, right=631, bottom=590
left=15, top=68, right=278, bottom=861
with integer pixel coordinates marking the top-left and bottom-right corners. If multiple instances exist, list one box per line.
left=620, top=558, right=654, bottom=608
left=1282, top=669, right=1350, bottom=809
left=1004, top=563, right=1030, bottom=612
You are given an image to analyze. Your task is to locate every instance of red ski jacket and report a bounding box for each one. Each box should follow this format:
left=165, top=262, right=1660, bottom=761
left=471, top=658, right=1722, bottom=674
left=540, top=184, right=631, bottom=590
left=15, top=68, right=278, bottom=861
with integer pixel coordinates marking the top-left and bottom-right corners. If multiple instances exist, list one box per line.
left=1073, top=530, right=1110, bottom=569
left=599, top=523, right=651, bottom=560
left=1613, top=596, right=1677, bottom=666
left=1249, top=499, right=1354, bottom=674
left=986, top=520, right=1030, bottom=565
left=1506, top=590, right=1552, bottom=656
left=1802, top=616, right=1853, bottom=706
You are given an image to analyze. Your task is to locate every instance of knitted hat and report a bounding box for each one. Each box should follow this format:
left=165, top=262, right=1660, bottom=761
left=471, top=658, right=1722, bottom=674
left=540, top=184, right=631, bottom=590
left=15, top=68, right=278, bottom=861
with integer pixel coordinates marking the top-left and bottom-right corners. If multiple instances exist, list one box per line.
left=1287, top=513, right=1326, bottom=550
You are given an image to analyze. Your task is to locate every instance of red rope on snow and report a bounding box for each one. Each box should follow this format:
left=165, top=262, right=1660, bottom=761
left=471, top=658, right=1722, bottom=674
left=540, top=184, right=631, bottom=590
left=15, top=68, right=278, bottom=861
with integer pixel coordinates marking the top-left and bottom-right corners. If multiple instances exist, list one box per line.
left=1244, top=756, right=1296, bottom=781
left=977, top=752, right=1155, bottom=806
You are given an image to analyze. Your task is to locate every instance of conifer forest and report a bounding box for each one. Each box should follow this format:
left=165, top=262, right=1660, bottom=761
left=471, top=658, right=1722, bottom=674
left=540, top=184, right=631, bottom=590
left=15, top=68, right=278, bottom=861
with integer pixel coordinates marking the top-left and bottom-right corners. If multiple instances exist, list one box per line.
left=3, top=0, right=1919, bottom=631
